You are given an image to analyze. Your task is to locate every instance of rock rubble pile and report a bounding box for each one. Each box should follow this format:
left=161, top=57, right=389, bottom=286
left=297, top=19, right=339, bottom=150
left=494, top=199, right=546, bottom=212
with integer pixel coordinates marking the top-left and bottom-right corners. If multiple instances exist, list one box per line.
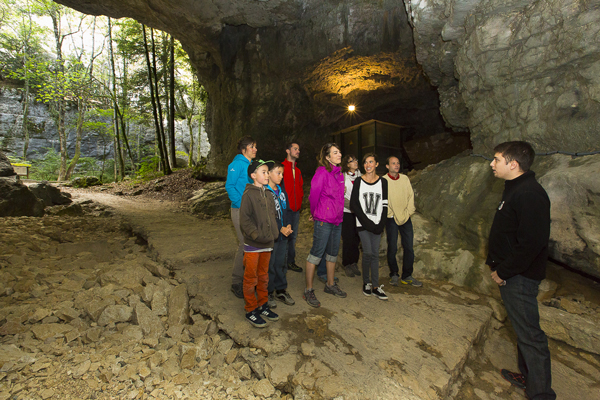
left=0, top=210, right=290, bottom=400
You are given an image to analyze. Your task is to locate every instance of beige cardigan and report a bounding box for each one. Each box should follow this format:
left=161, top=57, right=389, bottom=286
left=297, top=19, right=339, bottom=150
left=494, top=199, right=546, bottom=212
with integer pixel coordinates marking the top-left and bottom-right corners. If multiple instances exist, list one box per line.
left=382, top=173, right=415, bottom=225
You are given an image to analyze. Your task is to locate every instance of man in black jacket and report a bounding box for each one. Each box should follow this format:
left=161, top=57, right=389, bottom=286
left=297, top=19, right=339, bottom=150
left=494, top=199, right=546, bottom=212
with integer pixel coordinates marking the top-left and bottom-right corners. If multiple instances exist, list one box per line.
left=487, top=141, right=556, bottom=400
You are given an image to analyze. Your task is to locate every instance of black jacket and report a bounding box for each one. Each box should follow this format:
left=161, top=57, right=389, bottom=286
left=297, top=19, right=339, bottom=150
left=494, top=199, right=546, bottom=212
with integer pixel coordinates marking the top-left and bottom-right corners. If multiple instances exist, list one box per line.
left=486, top=171, right=551, bottom=281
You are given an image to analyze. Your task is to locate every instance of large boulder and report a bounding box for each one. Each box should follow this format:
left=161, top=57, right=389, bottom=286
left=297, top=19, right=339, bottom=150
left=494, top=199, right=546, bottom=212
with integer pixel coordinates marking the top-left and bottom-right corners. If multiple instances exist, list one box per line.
left=28, top=181, right=72, bottom=207
left=0, top=177, right=45, bottom=217
left=188, top=182, right=230, bottom=218
left=411, top=153, right=600, bottom=285
left=70, top=176, right=101, bottom=188
left=0, top=151, right=16, bottom=177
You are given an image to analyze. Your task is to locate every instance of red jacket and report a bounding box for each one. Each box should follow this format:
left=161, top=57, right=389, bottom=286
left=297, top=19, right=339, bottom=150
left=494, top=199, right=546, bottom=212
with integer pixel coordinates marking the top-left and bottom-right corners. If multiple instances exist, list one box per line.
left=282, top=158, right=304, bottom=212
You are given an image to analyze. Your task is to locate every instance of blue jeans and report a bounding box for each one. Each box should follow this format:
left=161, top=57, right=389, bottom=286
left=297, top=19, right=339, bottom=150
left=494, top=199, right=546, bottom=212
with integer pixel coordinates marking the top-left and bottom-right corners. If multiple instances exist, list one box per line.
left=386, top=217, right=414, bottom=279
left=307, top=221, right=341, bottom=266
left=317, top=258, right=327, bottom=278
left=268, top=239, right=288, bottom=293
left=286, top=210, right=301, bottom=265
left=500, top=275, right=556, bottom=400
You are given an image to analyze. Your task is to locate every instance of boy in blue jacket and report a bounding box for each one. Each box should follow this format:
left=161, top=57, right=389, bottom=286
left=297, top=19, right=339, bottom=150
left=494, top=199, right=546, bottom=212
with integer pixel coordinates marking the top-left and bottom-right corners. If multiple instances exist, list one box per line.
left=226, top=136, right=257, bottom=298
left=265, top=162, right=295, bottom=307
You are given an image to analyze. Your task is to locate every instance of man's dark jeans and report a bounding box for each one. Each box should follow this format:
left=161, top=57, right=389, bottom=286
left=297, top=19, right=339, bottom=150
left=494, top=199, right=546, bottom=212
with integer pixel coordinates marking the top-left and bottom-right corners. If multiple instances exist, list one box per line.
left=286, top=210, right=301, bottom=265
left=500, top=274, right=556, bottom=400
left=385, top=217, right=414, bottom=279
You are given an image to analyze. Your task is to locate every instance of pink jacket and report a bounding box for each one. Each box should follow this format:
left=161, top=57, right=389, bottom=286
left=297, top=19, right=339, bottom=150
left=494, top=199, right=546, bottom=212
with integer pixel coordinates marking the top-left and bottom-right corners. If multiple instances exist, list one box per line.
left=309, top=165, right=345, bottom=225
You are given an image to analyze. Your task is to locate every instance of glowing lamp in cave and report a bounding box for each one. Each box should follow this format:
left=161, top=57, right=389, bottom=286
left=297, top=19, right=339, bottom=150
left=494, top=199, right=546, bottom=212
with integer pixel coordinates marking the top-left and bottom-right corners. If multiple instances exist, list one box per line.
left=348, top=105, right=356, bottom=112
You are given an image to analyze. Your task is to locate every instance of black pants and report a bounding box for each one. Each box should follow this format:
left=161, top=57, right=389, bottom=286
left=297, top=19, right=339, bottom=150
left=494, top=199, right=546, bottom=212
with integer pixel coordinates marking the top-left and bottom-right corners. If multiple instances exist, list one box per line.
left=342, top=212, right=360, bottom=266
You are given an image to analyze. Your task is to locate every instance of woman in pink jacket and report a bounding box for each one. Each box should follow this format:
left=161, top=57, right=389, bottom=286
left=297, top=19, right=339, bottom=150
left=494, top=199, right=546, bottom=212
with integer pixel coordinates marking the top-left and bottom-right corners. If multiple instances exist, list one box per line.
left=303, top=143, right=347, bottom=308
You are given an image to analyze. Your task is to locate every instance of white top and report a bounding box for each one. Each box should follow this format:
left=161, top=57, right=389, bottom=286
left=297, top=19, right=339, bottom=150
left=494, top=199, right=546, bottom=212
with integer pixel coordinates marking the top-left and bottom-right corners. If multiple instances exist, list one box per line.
left=343, top=170, right=362, bottom=213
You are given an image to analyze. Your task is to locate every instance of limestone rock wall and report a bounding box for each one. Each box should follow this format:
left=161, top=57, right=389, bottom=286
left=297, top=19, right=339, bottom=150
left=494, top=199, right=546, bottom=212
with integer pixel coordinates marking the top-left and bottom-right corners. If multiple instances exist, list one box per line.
left=0, top=87, right=209, bottom=164
left=405, top=0, right=600, bottom=154
left=411, top=154, right=600, bottom=282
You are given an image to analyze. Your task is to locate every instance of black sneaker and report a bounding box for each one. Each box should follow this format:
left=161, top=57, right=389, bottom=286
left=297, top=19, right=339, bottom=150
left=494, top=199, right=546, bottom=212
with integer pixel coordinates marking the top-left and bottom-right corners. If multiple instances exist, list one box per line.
left=245, top=309, right=266, bottom=328
left=231, top=283, right=244, bottom=299
left=344, top=265, right=355, bottom=277
left=258, top=304, right=279, bottom=321
left=500, top=369, right=526, bottom=389
left=351, top=263, right=361, bottom=277
left=288, top=262, right=303, bottom=273
left=363, top=283, right=372, bottom=296
left=372, top=285, right=388, bottom=301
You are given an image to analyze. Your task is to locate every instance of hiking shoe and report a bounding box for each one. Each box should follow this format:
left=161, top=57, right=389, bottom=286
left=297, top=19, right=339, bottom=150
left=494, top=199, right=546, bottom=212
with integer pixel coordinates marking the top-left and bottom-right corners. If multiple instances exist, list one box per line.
left=288, top=262, right=303, bottom=273
left=390, top=275, right=399, bottom=286
left=500, top=369, right=526, bottom=389
left=351, top=263, right=361, bottom=276
left=401, top=276, right=423, bottom=287
left=245, top=309, right=266, bottom=328
left=231, top=283, right=244, bottom=299
left=303, top=289, right=321, bottom=308
left=324, top=283, right=347, bottom=298
left=372, top=285, right=388, bottom=300
left=317, top=275, right=339, bottom=284
left=363, top=283, right=372, bottom=296
left=344, top=265, right=355, bottom=277
left=258, top=304, right=279, bottom=321
left=275, top=291, right=295, bottom=305
left=268, top=292, right=278, bottom=309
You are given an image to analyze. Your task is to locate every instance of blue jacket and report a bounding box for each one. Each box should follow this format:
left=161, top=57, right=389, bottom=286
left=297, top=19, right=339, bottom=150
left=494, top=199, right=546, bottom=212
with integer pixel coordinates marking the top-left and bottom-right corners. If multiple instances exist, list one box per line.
left=265, top=184, right=292, bottom=242
left=226, top=154, right=252, bottom=209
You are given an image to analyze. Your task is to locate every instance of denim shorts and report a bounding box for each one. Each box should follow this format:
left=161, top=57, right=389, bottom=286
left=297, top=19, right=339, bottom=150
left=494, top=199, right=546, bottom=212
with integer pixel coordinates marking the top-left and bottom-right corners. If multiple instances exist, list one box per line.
left=307, top=220, right=342, bottom=265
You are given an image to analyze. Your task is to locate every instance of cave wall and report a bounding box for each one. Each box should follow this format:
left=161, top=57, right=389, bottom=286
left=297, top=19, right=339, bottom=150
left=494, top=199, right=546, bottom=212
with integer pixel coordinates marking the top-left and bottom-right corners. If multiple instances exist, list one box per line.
left=405, top=0, right=600, bottom=154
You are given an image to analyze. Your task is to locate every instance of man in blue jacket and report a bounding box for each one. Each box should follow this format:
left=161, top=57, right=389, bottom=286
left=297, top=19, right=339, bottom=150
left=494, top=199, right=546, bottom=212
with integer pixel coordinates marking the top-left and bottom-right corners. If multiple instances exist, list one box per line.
left=487, top=141, right=555, bottom=400
left=226, top=136, right=257, bottom=298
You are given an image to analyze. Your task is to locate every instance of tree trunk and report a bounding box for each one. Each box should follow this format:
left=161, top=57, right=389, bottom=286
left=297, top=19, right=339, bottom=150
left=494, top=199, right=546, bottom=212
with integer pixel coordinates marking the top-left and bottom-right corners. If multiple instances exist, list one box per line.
left=64, top=99, right=85, bottom=180
left=187, top=117, right=194, bottom=167
left=108, top=18, right=125, bottom=180
left=151, top=28, right=171, bottom=174
left=169, top=35, right=176, bottom=169
left=50, top=12, right=68, bottom=181
left=142, top=24, right=169, bottom=174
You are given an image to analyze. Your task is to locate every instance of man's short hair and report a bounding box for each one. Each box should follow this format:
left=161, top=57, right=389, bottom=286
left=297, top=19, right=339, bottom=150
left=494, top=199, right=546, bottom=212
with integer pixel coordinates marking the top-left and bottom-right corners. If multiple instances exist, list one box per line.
left=286, top=142, right=299, bottom=151
left=493, top=141, right=535, bottom=172
left=237, top=136, right=255, bottom=153
left=385, top=156, right=399, bottom=165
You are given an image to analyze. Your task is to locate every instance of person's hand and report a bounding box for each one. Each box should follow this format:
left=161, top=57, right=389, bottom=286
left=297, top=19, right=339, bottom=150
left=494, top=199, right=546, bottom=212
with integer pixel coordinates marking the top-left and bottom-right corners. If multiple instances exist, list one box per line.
left=309, top=215, right=314, bottom=222
left=491, top=270, right=506, bottom=286
left=281, top=225, right=293, bottom=236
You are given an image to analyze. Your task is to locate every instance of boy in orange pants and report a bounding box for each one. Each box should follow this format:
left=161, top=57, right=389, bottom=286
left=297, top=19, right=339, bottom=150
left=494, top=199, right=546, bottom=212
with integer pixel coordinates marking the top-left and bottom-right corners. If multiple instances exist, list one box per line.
left=239, top=160, right=280, bottom=327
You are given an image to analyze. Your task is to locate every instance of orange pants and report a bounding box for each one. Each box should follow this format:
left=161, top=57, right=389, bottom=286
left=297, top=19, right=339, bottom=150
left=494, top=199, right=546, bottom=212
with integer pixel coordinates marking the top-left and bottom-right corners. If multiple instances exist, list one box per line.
left=243, top=251, right=271, bottom=312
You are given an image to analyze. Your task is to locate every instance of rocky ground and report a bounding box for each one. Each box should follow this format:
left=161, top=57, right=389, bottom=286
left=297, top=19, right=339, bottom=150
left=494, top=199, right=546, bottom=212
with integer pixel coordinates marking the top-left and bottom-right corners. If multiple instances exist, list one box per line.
left=1, top=181, right=599, bottom=399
